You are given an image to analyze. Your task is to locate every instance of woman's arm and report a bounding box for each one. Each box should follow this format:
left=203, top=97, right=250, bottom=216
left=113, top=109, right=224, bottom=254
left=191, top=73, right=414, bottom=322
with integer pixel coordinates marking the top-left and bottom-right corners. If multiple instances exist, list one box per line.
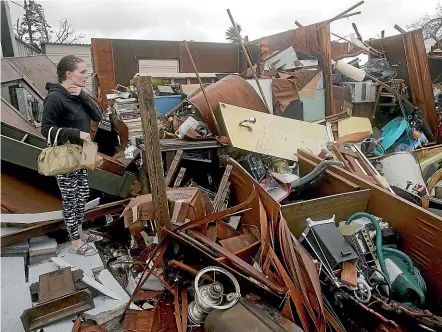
left=78, top=91, right=103, bottom=122
left=41, top=93, right=81, bottom=144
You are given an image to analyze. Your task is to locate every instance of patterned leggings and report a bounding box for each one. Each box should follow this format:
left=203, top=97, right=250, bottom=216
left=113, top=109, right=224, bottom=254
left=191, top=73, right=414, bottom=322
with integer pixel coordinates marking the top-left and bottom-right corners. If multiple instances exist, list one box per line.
left=56, top=169, right=90, bottom=241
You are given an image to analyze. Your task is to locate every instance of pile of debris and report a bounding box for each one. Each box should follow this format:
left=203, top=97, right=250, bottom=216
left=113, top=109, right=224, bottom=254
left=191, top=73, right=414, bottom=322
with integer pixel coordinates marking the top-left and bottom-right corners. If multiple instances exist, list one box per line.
left=2, top=1, right=442, bottom=332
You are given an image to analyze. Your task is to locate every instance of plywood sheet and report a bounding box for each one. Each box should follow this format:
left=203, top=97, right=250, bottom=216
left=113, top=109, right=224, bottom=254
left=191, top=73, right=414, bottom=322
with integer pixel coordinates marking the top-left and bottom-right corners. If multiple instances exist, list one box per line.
left=338, top=116, right=373, bottom=138
left=220, top=103, right=328, bottom=160
left=282, top=189, right=371, bottom=237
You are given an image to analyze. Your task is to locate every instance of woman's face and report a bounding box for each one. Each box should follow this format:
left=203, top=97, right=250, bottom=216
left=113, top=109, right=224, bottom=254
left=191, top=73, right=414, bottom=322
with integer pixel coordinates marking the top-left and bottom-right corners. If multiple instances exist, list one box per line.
left=67, top=62, right=88, bottom=87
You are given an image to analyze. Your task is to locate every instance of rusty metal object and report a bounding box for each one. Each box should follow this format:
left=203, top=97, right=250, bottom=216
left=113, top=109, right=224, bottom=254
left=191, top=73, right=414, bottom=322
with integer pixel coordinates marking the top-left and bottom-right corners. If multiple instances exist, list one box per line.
left=38, top=267, right=75, bottom=304
left=21, top=290, right=95, bottom=332
left=189, top=75, right=268, bottom=136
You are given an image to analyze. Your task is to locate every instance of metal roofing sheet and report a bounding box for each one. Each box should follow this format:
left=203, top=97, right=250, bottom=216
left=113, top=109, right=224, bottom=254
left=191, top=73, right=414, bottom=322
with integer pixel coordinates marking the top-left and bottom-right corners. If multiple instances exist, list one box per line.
left=0, top=97, right=43, bottom=137
left=1, top=55, right=57, bottom=99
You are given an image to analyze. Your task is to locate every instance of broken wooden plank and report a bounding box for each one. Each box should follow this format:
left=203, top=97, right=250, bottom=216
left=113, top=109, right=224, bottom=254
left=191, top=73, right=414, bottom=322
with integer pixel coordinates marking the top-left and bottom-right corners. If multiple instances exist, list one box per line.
left=168, top=259, right=213, bottom=281
left=1, top=198, right=100, bottom=224
left=174, top=285, right=183, bottom=332
left=173, top=167, right=186, bottom=188
left=38, top=267, right=75, bottom=304
left=181, top=287, right=188, bottom=332
left=219, top=233, right=257, bottom=253
left=50, top=257, right=123, bottom=301
left=1, top=199, right=129, bottom=247
left=187, top=229, right=286, bottom=293
left=165, top=150, right=183, bottom=187
left=21, top=290, right=94, bottom=332
left=341, top=262, right=358, bottom=287
left=213, top=165, right=233, bottom=212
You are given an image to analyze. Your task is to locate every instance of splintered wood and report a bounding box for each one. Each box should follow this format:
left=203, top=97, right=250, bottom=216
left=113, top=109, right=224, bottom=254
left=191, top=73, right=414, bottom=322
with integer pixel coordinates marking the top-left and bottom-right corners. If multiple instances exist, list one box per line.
left=341, top=262, right=358, bottom=287
left=165, top=150, right=183, bottom=187
left=213, top=165, right=233, bottom=212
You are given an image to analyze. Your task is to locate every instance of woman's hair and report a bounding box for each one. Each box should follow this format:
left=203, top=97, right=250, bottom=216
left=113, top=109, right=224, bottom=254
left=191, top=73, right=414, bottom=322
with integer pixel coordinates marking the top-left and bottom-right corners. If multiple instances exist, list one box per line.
left=57, top=55, right=85, bottom=83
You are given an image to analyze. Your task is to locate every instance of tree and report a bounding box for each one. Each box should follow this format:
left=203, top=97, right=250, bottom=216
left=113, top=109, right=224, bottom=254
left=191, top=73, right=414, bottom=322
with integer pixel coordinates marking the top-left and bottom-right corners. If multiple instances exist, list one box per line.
left=408, top=4, right=442, bottom=40
left=14, top=0, right=84, bottom=46
left=16, top=0, right=51, bottom=45
left=53, top=18, right=85, bottom=44
left=225, top=24, right=242, bottom=43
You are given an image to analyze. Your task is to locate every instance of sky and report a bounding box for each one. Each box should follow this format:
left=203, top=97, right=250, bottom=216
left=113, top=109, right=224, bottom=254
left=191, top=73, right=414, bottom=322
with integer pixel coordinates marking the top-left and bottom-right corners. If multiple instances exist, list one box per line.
left=7, top=0, right=441, bottom=44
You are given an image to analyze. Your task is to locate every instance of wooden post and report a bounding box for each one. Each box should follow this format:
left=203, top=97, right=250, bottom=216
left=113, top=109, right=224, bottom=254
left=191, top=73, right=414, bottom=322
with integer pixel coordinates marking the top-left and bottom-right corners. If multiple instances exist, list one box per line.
left=352, top=23, right=362, bottom=41
left=136, top=76, right=171, bottom=237
left=394, top=24, right=407, bottom=34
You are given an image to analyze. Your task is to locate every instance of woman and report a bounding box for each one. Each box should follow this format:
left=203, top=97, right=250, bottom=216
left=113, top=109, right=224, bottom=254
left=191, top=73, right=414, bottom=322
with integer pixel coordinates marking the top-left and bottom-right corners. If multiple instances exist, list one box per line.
left=41, top=55, right=102, bottom=256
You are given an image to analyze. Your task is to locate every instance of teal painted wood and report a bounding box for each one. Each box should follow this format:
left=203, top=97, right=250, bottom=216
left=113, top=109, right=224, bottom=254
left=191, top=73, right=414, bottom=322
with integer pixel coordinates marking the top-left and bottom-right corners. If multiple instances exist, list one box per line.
left=1, top=122, right=137, bottom=197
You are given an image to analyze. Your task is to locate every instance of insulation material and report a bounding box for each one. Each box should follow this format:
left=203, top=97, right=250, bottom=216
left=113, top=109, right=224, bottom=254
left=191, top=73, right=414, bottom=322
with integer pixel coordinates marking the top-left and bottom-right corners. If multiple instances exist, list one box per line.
left=220, top=103, right=328, bottom=160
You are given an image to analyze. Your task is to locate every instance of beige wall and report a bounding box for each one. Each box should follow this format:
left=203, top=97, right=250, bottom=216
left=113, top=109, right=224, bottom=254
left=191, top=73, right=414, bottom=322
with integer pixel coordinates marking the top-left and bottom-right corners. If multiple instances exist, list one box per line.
left=43, top=44, right=94, bottom=95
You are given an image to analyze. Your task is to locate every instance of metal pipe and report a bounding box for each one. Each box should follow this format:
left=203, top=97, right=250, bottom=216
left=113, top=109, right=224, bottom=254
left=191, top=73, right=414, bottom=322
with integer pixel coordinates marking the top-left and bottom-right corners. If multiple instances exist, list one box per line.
left=226, top=9, right=272, bottom=114
left=183, top=40, right=221, bottom=135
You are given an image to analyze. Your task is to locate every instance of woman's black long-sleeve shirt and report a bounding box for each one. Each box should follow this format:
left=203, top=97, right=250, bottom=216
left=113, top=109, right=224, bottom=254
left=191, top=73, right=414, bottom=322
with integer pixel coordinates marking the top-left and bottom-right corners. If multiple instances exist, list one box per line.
left=41, top=83, right=102, bottom=145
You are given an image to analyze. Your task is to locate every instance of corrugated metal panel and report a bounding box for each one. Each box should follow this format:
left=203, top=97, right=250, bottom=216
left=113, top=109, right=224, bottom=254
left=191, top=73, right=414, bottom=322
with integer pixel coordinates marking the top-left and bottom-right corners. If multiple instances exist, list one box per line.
left=1, top=58, right=22, bottom=83
left=138, top=59, right=179, bottom=73
left=0, top=97, right=43, bottom=137
left=15, top=38, right=40, bottom=57
left=1, top=55, right=57, bottom=99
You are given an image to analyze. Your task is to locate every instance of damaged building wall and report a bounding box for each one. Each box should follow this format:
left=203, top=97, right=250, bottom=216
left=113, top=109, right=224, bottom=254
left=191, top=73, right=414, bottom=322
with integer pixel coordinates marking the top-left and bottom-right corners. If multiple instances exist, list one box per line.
left=258, top=24, right=334, bottom=116
left=91, top=38, right=255, bottom=107
left=367, top=30, right=437, bottom=135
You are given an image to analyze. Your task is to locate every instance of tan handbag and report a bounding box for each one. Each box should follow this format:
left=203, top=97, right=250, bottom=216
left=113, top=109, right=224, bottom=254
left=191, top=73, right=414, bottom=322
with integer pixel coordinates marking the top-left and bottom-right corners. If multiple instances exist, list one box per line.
left=37, top=127, right=82, bottom=176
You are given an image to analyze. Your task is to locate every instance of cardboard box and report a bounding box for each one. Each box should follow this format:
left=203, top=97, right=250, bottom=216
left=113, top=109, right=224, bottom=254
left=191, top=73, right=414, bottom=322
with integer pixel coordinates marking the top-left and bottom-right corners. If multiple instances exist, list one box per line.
left=123, top=187, right=205, bottom=227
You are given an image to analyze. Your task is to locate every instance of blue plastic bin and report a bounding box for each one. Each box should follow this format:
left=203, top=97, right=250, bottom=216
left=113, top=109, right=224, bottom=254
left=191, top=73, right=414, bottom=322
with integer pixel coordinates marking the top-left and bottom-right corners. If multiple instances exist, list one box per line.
left=154, top=95, right=182, bottom=116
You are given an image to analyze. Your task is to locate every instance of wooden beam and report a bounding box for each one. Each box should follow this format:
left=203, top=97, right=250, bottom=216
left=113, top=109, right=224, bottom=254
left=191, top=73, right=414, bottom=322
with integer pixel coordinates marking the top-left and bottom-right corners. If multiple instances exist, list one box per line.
left=213, top=165, right=233, bottom=212
left=1, top=200, right=129, bottom=247
left=136, top=76, right=171, bottom=238
left=164, top=150, right=183, bottom=187
left=295, top=20, right=304, bottom=28
left=173, top=168, right=186, bottom=188
left=352, top=23, right=362, bottom=40
left=394, top=24, right=407, bottom=34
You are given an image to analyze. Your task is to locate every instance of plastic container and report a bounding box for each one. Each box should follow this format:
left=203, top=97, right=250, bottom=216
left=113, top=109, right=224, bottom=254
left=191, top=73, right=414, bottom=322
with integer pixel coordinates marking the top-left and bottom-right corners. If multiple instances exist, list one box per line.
left=154, top=95, right=182, bottom=116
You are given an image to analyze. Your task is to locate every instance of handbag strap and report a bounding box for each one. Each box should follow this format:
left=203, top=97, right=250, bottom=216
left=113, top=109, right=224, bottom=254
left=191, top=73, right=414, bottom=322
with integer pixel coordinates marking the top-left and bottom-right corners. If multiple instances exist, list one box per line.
left=53, top=128, right=62, bottom=146
left=47, top=127, right=54, bottom=146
